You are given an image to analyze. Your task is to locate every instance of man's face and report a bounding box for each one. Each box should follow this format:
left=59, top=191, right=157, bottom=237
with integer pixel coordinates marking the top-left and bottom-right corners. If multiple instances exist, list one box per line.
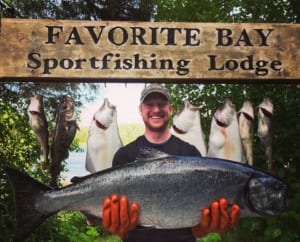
left=139, top=93, right=173, bottom=132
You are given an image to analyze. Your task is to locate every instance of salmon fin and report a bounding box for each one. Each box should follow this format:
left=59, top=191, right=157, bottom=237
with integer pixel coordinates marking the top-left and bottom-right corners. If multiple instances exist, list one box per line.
left=135, top=147, right=172, bottom=162
left=82, top=211, right=102, bottom=225
left=5, top=167, right=55, bottom=242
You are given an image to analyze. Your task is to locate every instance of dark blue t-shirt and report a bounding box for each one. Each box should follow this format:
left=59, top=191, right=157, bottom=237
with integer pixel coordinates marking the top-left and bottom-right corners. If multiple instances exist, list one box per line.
left=112, top=135, right=201, bottom=242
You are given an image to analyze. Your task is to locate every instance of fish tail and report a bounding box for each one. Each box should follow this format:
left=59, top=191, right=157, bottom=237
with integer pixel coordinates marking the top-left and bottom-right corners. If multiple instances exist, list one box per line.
left=5, top=167, right=55, bottom=242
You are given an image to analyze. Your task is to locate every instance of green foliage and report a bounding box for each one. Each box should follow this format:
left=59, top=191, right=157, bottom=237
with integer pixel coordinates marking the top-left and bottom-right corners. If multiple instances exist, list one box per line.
left=22, top=212, right=105, bottom=242
left=48, top=212, right=101, bottom=242
left=2, top=0, right=154, bottom=21
left=197, top=233, right=221, bottom=242
left=98, top=235, right=122, bottom=242
left=5, top=0, right=299, bottom=23
left=0, top=100, right=50, bottom=242
left=155, top=0, right=300, bottom=23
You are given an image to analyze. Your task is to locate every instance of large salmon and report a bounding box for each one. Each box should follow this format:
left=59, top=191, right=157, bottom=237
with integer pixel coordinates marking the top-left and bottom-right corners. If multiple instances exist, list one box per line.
left=6, top=148, right=287, bottom=242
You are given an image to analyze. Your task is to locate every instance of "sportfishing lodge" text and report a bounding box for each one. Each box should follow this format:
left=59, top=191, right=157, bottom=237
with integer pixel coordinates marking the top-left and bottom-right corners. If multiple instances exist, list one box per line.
left=27, top=25, right=283, bottom=76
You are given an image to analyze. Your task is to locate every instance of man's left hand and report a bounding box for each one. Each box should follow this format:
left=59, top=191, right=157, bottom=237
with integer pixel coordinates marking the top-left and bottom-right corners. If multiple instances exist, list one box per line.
left=192, top=198, right=240, bottom=238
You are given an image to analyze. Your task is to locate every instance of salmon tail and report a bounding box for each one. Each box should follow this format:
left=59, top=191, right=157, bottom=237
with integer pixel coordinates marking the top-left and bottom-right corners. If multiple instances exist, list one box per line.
left=5, top=167, right=55, bottom=242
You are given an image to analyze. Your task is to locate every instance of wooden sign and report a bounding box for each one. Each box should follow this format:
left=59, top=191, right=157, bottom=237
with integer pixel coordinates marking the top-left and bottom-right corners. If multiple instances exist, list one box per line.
left=0, top=18, right=299, bottom=82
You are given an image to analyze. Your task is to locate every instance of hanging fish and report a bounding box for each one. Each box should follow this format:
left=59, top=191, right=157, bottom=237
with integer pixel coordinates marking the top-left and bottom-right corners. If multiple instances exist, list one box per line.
left=171, top=99, right=206, bottom=156
left=238, top=100, right=254, bottom=166
left=257, top=97, right=273, bottom=173
left=50, top=95, right=78, bottom=187
left=85, top=98, right=123, bottom=173
left=207, top=99, right=243, bottom=162
left=27, top=95, right=49, bottom=169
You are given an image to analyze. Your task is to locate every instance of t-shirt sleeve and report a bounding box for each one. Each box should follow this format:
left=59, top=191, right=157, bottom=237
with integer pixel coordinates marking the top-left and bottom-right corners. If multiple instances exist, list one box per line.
left=170, top=135, right=202, bottom=157
left=112, top=138, right=139, bottom=167
left=112, top=147, right=130, bottom=167
left=190, top=145, right=202, bottom=156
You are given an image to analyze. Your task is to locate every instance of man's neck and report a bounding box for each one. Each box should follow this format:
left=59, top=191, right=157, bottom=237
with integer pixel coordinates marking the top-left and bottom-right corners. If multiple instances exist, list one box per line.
left=144, top=129, right=171, bottom=144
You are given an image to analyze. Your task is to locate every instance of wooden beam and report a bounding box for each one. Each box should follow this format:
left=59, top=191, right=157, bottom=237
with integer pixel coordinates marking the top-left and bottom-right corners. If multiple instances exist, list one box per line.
left=0, top=18, right=299, bottom=82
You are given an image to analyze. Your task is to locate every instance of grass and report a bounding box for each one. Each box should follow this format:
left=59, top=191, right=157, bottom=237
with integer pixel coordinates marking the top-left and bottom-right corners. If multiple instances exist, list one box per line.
left=98, top=235, right=122, bottom=242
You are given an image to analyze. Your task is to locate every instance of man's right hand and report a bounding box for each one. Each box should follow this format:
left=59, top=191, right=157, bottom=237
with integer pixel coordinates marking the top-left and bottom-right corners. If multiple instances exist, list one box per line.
left=102, top=194, right=139, bottom=238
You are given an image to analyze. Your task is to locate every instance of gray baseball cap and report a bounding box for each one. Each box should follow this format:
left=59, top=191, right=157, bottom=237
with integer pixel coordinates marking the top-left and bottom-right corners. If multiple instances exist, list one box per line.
left=140, top=84, right=171, bottom=103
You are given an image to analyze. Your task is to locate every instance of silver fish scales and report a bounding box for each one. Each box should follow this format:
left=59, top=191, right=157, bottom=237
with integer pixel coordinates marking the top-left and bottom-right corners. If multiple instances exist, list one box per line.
left=6, top=148, right=287, bottom=242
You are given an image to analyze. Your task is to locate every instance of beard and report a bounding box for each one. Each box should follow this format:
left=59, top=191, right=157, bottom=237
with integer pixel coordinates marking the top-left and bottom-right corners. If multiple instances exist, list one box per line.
left=144, top=118, right=170, bottom=132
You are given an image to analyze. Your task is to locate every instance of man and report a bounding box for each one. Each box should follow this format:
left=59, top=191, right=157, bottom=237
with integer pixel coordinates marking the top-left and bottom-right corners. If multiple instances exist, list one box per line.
left=102, top=84, right=240, bottom=242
